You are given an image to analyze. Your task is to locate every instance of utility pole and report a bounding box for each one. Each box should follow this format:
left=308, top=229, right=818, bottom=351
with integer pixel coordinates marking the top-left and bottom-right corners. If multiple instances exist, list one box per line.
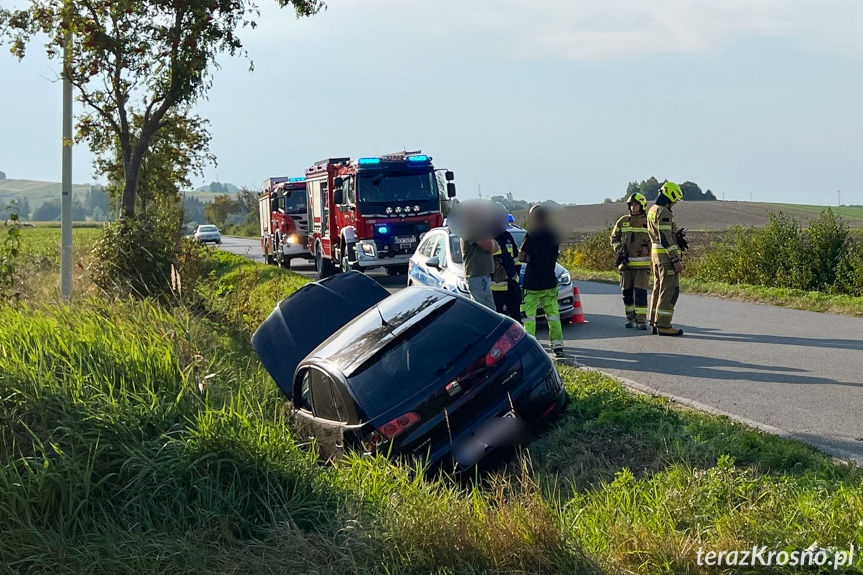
left=478, top=184, right=482, bottom=198
left=722, top=192, right=725, bottom=201
left=749, top=192, right=753, bottom=202
left=60, top=25, right=73, bottom=299
left=838, top=189, right=841, bottom=206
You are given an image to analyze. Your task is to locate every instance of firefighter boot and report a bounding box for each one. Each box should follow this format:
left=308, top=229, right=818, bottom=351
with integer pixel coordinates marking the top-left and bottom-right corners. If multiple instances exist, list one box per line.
left=637, top=322, right=648, bottom=331
left=657, top=326, right=684, bottom=337
left=625, top=319, right=637, bottom=329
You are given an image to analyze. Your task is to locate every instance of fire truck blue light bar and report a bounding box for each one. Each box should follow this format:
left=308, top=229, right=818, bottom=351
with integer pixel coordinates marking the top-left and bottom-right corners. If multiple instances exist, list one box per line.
left=378, top=226, right=388, bottom=234
left=288, top=177, right=306, bottom=182
left=359, top=158, right=382, bottom=164
left=407, top=155, right=430, bottom=162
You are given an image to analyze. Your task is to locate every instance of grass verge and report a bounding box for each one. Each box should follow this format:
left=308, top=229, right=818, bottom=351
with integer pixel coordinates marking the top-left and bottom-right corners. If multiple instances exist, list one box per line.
left=2, top=230, right=862, bottom=574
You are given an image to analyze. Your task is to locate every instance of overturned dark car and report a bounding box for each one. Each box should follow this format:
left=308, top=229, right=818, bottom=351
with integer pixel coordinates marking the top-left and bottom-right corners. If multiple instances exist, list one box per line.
left=252, top=271, right=567, bottom=470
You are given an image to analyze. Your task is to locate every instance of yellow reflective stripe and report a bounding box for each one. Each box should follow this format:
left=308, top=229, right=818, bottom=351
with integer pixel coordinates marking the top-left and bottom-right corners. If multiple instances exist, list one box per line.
left=628, top=228, right=649, bottom=233
left=634, top=307, right=648, bottom=313
left=653, top=248, right=668, bottom=254
left=629, top=256, right=650, bottom=262
left=629, top=261, right=651, bottom=267
left=624, top=305, right=636, bottom=312
left=658, top=225, right=673, bottom=230
left=656, top=309, right=675, bottom=316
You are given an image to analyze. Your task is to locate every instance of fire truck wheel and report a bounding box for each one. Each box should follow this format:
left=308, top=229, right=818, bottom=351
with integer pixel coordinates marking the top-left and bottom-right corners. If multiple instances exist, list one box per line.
left=315, top=244, right=336, bottom=279
left=281, top=257, right=292, bottom=270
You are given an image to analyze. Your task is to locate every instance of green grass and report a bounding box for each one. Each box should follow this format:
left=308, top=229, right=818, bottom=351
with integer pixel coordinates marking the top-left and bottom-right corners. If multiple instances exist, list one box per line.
left=771, top=203, right=863, bottom=221
left=2, top=236, right=863, bottom=573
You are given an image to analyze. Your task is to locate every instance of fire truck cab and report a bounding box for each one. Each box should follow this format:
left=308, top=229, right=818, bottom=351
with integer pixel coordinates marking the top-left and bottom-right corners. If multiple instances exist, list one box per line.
left=259, top=177, right=313, bottom=268
left=305, top=151, right=455, bottom=279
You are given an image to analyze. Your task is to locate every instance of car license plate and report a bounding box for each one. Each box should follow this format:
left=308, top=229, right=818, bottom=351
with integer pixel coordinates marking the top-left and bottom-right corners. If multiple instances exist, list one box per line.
left=395, top=235, right=416, bottom=244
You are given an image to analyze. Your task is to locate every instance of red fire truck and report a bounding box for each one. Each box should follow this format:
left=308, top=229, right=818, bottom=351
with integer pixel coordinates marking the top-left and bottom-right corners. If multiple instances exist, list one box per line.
left=259, top=177, right=313, bottom=268
left=305, top=151, right=455, bottom=278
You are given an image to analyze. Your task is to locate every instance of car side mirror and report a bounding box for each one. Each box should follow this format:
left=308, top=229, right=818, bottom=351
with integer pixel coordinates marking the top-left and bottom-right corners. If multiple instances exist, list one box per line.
left=445, top=171, right=455, bottom=182
left=447, top=183, right=456, bottom=198
left=427, top=256, right=441, bottom=269
left=333, top=188, right=344, bottom=205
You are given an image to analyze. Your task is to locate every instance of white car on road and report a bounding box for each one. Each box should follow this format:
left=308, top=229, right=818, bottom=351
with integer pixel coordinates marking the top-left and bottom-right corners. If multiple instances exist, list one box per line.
left=407, top=224, right=575, bottom=323
left=193, top=225, right=222, bottom=246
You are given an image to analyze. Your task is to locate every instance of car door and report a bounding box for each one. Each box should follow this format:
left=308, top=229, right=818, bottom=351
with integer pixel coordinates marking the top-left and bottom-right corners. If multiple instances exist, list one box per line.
left=411, top=234, right=438, bottom=286
left=293, top=367, right=348, bottom=461
left=428, top=235, right=447, bottom=288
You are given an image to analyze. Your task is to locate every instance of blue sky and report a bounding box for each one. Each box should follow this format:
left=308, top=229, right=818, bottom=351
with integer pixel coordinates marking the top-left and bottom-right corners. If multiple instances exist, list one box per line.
left=2, top=0, right=862, bottom=205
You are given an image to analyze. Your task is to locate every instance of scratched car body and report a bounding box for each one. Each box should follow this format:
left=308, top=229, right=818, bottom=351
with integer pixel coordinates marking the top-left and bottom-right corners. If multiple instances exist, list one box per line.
left=252, top=271, right=568, bottom=470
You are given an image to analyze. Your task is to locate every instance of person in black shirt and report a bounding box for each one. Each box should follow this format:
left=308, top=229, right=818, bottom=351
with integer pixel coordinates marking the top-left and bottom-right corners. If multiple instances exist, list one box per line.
left=518, top=205, right=564, bottom=358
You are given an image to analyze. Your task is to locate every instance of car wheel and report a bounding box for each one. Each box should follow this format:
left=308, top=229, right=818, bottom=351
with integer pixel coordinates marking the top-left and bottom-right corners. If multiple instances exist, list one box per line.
left=282, top=257, right=292, bottom=270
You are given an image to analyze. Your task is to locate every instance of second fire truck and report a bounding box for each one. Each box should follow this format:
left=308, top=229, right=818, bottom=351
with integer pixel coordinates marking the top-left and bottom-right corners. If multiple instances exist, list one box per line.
left=305, top=151, right=455, bottom=278
left=259, top=177, right=313, bottom=269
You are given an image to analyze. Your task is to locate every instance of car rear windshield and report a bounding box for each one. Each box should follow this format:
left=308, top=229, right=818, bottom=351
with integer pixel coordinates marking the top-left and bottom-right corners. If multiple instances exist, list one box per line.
left=200, top=226, right=218, bottom=232
left=347, top=298, right=501, bottom=416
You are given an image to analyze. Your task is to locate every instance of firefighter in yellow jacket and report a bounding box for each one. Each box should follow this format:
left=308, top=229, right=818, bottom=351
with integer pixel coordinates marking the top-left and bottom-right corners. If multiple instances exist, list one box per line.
left=611, top=193, right=651, bottom=329
left=647, top=182, right=685, bottom=336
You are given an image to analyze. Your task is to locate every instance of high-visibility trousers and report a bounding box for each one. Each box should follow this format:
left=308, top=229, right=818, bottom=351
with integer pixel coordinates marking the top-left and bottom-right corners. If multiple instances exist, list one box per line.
left=620, top=268, right=650, bottom=323
left=649, top=263, right=680, bottom=328
left=521, top=287, right=563, bottom=347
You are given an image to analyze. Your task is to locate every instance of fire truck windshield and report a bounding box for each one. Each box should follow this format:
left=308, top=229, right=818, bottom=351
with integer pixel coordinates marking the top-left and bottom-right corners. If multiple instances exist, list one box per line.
left=280, top=191, right=306, bottom=213
left=357, top=171, right=439, bottom=204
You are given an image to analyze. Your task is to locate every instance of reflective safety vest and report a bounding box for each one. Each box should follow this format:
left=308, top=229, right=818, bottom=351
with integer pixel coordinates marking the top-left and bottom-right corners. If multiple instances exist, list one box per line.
left=611, top=212, right=651, bottom=270
left=492, top=239, right=521, bottom=291
left=647, top=204, right=682, bottom=265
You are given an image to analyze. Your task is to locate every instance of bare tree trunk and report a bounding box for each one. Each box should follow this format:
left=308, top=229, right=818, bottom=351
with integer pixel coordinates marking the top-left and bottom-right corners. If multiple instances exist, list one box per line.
left=121, top=149, right=144, bottom=218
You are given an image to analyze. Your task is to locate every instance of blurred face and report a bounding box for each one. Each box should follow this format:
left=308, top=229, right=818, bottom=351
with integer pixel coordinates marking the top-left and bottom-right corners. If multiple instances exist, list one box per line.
left=629, top=202, right=643, bottom=214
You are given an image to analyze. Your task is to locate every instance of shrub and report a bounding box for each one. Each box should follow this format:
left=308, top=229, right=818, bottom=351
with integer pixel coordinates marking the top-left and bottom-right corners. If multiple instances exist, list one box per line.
left=690, top=210, right=863, bottom=296
left=564, top=225, right=616, bottom=271
left=89, top=208, right=184, bottom=299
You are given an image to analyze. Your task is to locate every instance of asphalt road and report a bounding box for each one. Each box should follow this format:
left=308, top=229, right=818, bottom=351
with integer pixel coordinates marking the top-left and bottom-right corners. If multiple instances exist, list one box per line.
left=221, top=236, right=863, bottom=462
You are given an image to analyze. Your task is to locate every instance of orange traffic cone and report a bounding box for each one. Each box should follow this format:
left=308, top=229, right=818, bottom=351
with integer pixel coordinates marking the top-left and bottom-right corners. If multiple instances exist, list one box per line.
left=571, top=286, right=587, bottom=324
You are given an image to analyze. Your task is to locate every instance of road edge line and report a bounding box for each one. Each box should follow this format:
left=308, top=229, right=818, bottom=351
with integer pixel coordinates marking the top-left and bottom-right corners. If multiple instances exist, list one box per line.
left=575, top=365, right=863, bottom=466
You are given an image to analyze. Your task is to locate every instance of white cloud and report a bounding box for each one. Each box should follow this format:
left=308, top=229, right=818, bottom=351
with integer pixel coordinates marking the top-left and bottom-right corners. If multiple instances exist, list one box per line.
left=253, top=0, right=863, bottom=61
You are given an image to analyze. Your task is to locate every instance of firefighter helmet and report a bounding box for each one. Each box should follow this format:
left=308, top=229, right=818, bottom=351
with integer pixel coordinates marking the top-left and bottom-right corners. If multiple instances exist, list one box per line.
left=659, top=182, right=683, bottom=203
left=626, top=193, right=647, bottom=210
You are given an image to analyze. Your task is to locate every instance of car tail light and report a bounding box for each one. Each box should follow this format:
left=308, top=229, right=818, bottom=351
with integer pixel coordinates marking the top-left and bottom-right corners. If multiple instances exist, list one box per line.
left=378, top=412, right=420, bottom=440
left=361, top=431, right=386, bottom=453
left=486, top=323, right=524, bottom=366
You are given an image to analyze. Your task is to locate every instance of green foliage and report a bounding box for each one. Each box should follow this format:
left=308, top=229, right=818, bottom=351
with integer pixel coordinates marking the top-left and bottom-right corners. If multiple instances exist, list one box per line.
left=560, top=225, right=616, bottom=271
left=198, top=250, right=310, bottom=335
left=690, top=209, right=862, bottom=296
left=1, top=212, right=21, bottom=299
left=88, top=206, right=184, bottom=299
left=0, top=0, right=323, bottom=217
left=5, top=249, right=863, bottom=573
left=203, top=193, right=240, bottom=227
left=624, top=178, right=717, bottom=202
left=32, top=198, right=61, bottom=221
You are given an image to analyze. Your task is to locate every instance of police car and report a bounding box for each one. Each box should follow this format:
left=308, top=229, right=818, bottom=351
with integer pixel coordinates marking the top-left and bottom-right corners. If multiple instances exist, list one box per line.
left=407, top=224, right=575, bottom=323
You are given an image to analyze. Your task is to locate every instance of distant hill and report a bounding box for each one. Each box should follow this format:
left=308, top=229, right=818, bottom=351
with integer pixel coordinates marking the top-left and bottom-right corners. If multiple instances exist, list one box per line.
left=513, top=201, right=863, bottom=236
left=0, top=179, right=93, bottom=210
